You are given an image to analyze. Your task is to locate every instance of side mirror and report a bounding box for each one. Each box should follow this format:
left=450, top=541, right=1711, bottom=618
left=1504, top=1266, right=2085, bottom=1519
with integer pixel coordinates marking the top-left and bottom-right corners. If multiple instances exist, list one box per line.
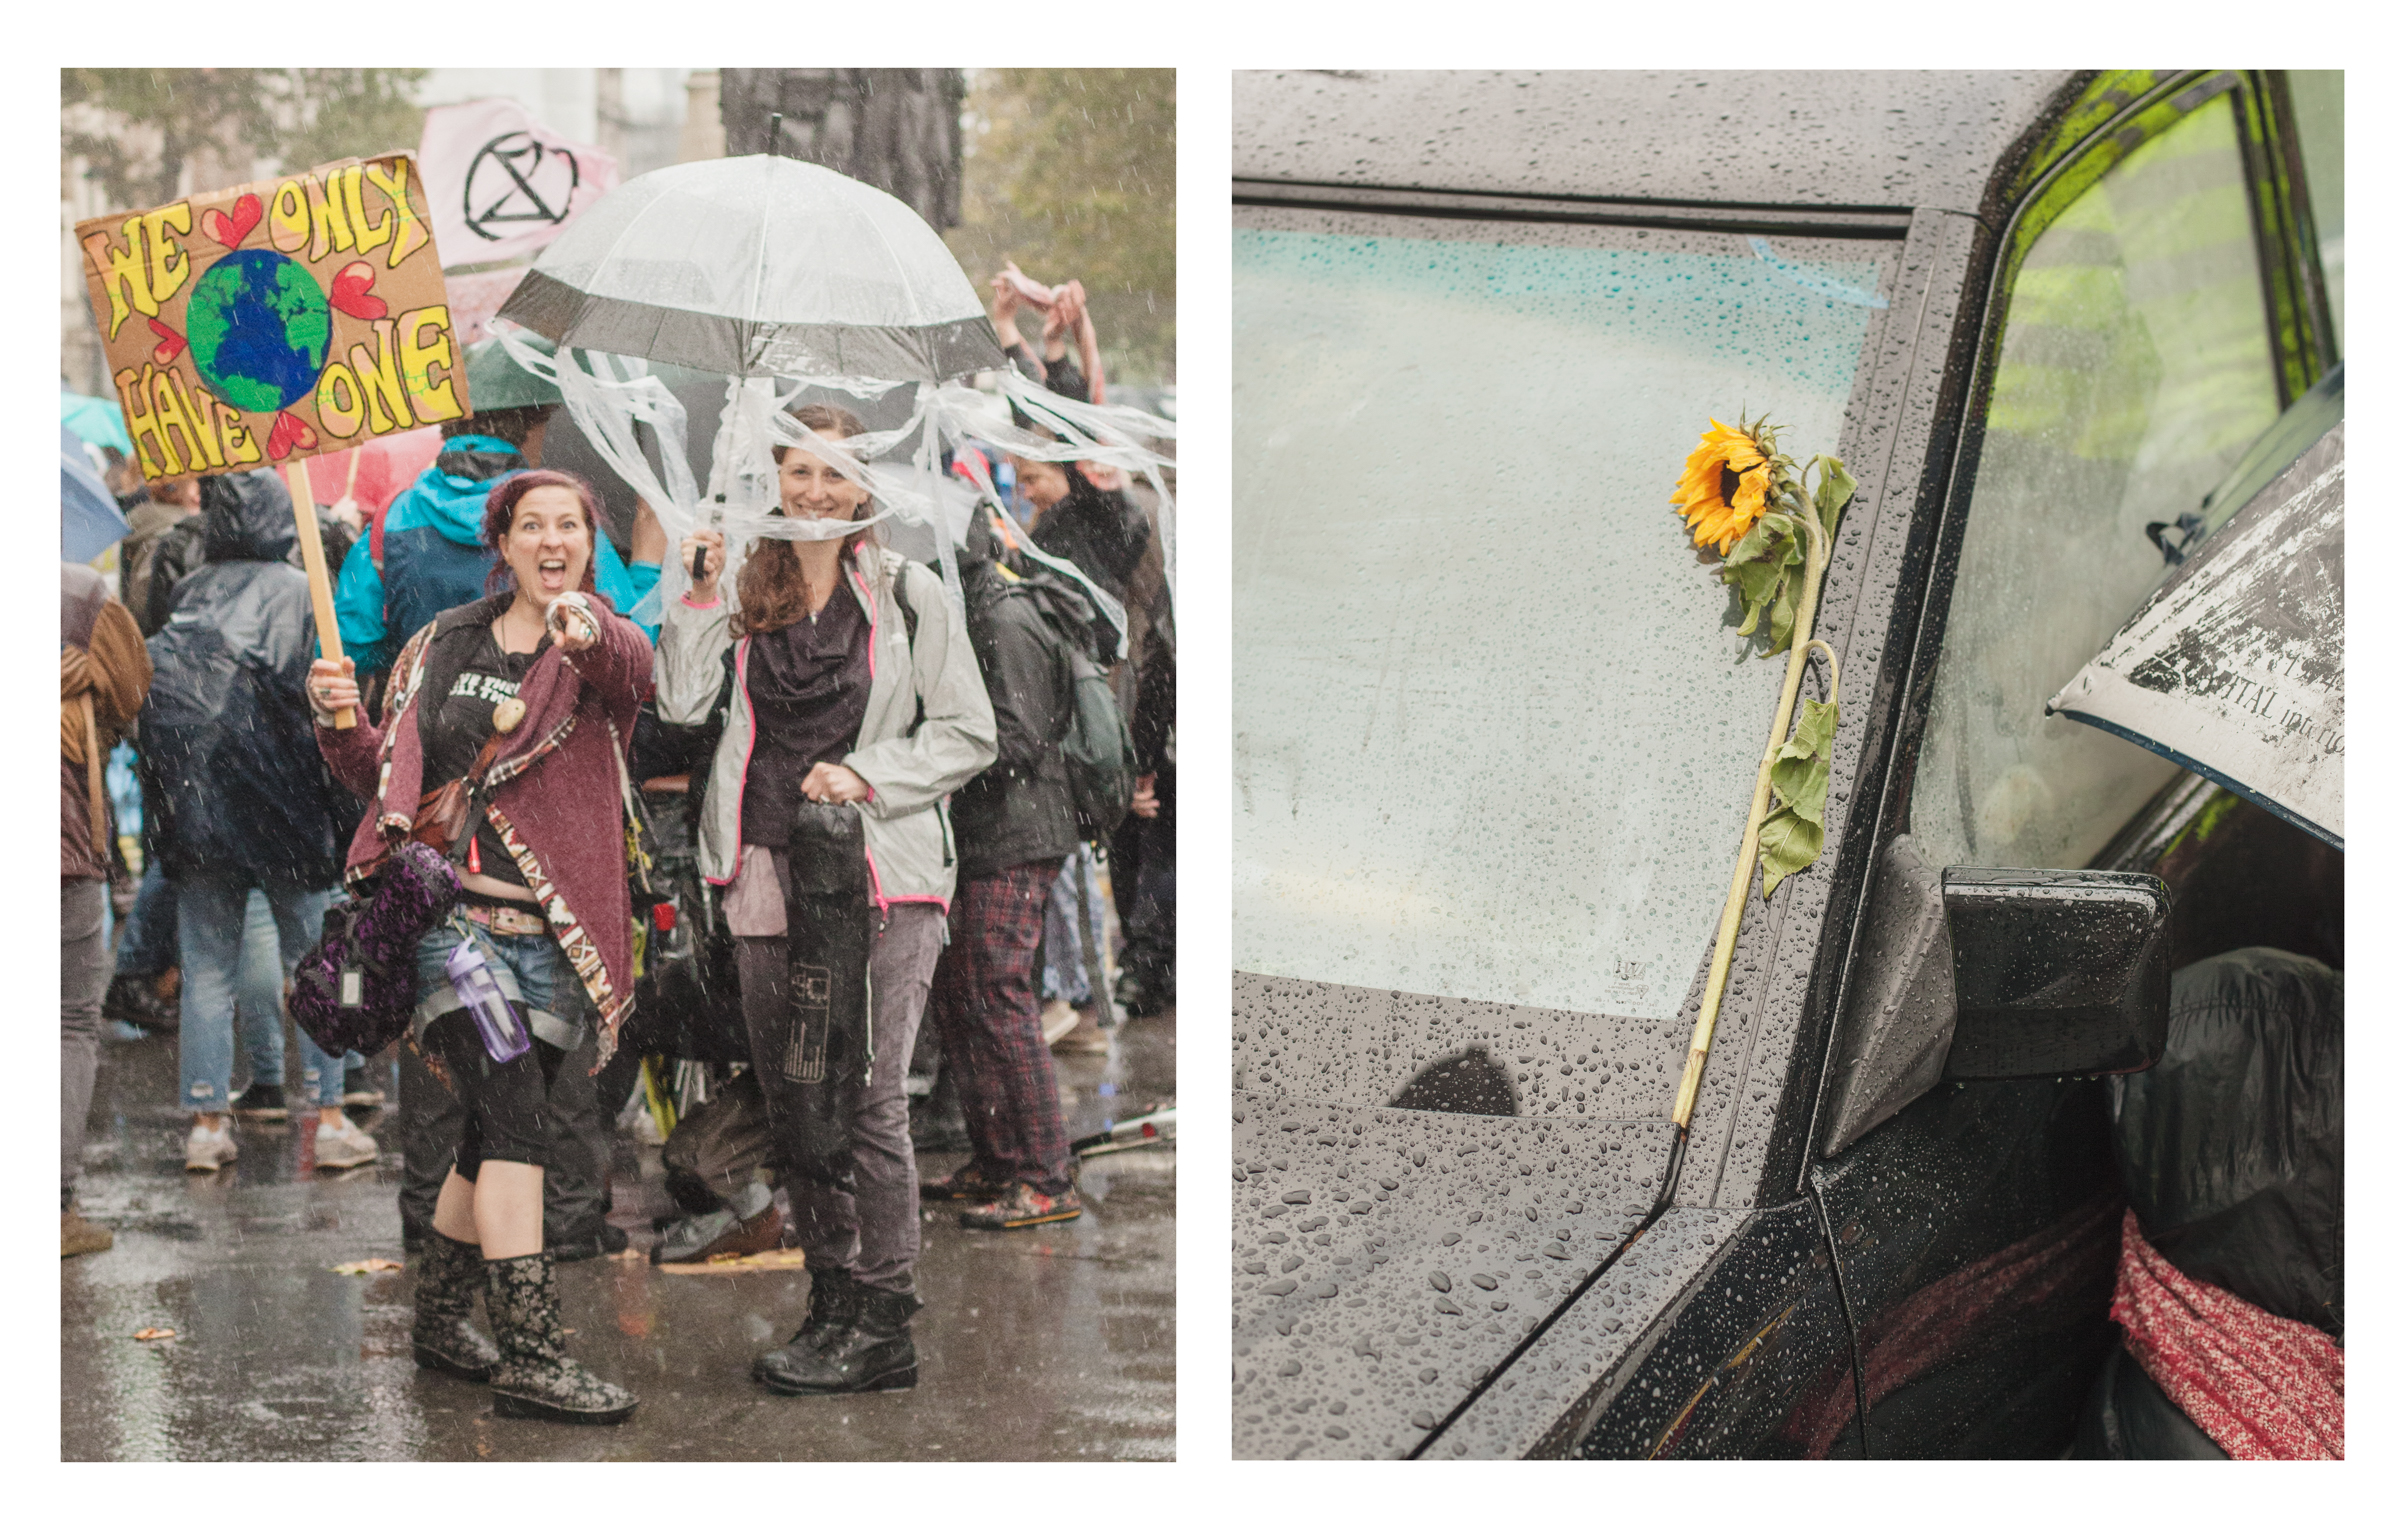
left=1820, top=839, right=2171, bottom=1156
left=1940, top=867, right=2171, bottom=1080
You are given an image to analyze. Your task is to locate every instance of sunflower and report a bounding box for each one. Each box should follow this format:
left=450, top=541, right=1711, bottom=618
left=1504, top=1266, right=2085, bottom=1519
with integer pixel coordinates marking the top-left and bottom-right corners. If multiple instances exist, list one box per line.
left=1671, top=418, right=1777, bottom=554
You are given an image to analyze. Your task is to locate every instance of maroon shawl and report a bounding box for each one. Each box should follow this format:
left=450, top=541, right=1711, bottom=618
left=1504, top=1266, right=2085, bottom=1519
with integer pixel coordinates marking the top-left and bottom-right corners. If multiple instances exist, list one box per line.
left=318, top=593, right=653, bottom=1067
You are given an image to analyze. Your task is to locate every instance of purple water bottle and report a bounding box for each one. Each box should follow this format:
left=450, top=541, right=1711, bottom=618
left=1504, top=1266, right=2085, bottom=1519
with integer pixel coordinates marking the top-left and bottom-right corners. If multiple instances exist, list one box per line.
left=446, top=936, right=530, bottom=1063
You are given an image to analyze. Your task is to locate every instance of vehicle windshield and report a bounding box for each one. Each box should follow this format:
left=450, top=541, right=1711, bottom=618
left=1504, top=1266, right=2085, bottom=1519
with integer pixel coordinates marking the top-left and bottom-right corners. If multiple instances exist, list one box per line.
left=1233, top=209, right=1891, bottom=1114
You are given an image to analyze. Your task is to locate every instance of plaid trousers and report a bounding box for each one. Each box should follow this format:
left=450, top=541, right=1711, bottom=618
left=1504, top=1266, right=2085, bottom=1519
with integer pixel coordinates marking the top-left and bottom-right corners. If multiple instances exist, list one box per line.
left=929, top=857, right=1073, bottom=1196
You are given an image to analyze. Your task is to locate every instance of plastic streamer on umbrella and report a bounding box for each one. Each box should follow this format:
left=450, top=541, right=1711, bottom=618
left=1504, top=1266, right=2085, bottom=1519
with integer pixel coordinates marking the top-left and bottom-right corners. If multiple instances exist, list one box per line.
left=486, top=318, right=1174, bottom=642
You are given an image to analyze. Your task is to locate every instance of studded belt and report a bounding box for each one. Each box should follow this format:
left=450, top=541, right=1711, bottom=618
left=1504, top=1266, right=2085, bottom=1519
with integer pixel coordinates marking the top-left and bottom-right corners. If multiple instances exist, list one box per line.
left=461, top=900, right=547, bottom=937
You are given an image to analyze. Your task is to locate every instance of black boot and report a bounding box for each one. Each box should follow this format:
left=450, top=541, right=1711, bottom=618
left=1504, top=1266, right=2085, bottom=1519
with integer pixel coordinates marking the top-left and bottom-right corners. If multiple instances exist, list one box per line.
left=482, top=1252, right=639, bottom=1424
left=753, top=1278, right=920, bottom=1395
left=411, top=1230, right=500, bottom=1382
left=749, top=1266, right=864, bottom=1385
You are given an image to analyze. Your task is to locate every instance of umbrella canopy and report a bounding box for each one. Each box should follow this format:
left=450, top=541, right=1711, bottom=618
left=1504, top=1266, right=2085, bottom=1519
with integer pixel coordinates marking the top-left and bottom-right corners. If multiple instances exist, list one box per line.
left=62, top=425, right=130, bottom=563
left=301, top=425, right=444, bottom=523
left=2048, top=413, right=2343, bottom=848
left=496, top=155, right=1003, bottom=382
left=62, top=390, right=132, bottom=456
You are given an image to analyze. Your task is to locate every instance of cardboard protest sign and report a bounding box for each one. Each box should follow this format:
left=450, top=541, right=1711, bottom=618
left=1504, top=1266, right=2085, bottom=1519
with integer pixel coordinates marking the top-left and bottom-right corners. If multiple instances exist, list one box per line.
left=76, top=153, right=469, bottom=483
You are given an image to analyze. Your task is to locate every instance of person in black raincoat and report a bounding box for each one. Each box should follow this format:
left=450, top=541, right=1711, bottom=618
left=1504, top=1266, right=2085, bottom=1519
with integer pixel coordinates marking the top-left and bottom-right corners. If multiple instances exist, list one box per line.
left=920, top=510, right=1089, bottom=1228
left=141, top=469, right=376, bottom=1174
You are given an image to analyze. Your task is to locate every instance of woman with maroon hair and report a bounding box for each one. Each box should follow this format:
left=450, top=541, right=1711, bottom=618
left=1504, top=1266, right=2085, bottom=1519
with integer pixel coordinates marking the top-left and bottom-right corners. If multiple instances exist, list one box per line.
left=307, top=468, right=649, bottom=1426
left=658, top=404, right=996, bottom=1396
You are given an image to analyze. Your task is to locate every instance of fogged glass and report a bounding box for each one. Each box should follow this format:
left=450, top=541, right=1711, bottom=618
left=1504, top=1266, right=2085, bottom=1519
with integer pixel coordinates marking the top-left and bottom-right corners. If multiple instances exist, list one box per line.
left=1233, top=215, right=1882, bottom=1021
left=1912, top=98, right=2280, bottom=872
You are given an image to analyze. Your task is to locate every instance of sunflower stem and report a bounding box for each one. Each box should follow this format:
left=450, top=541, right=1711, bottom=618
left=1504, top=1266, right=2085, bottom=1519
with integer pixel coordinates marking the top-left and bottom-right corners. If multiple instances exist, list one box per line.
left=1670, top=493, right=1832, bottom=1132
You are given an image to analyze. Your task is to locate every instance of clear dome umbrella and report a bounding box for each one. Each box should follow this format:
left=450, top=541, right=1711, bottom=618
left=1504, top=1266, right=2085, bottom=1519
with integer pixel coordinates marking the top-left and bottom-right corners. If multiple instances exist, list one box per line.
left=483, top=154, right=1174, bottom=632
left=497, top=154, right=1005, bottom=382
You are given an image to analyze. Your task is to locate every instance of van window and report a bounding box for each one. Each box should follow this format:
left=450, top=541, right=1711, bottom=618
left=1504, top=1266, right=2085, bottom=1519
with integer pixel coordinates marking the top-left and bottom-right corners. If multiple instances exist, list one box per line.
left=1234, top=213, right=1887, bottom=1041
left=2285, top=70, right=2343, bottom=352
left=1911, top=96, right=2280, bottom=873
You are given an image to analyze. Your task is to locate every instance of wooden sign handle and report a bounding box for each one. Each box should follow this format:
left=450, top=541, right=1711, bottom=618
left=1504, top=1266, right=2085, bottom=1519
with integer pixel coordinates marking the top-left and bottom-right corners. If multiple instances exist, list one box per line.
left=284, top=463, right=355, bottom=730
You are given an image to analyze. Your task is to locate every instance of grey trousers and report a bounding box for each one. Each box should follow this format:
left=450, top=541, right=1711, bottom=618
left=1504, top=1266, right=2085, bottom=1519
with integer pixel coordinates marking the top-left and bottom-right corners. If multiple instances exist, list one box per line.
left=62, top=878, right=109, bottom=1211
left=397, top=1018, right=609, bottom=1245
left=737, top=902, right=944, bottom=1293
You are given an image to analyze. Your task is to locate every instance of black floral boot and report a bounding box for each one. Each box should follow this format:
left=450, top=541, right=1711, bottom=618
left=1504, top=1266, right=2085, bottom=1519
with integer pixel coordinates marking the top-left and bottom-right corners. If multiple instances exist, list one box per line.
left=482, top=1251, right=638, bottom=1424
left=412, top=1230, right=500, bottom=1382
left=749, top=1265, right=866, bottom=1390
left=753, top=1278, right=921, bottom=1395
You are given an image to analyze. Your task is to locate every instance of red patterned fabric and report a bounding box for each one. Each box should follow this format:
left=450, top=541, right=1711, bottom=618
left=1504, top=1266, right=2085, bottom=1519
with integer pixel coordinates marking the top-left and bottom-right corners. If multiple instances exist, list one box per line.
left=2112, top=1209, right=2343, bottom=1460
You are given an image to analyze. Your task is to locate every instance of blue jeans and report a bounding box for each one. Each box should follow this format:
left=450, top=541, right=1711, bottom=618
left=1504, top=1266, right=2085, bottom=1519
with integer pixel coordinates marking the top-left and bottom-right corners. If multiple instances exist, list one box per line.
left=176, top=879, right=349, bottom=1111
left=1039, top=844, right=1104, bottom=1006
left=114, top=862, right=179, bottom=979
left=411, top=920, right=584, bottom=1048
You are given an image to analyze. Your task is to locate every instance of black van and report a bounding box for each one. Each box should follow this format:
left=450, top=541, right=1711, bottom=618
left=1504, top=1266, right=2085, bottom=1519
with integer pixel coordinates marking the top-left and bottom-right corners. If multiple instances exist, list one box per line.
left=1229, top=69, right=2342, bottom=1458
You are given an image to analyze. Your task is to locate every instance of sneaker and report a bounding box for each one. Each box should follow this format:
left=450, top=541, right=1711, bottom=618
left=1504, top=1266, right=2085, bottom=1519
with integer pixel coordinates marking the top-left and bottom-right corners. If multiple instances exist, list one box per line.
left=919, top=1161, right=1011, bottom=1203
left=62, top=1207, right=113, bottom=1258
left=341, top=1066, right=386, bottom=1109
left=959, top=1182, right=1085, bottom=1231
left=231, top=1082, right=288, bottom=1121
left=314, top=1114, right=381, bottom=1170
left=650, top=1202, right=782, bottom=1265
left=1039, top=997, right=1080, bottom=1046
left=1051, top=1007, right=1110, bottom=1055
left=102, top=972, right=176, bottom=1032
left=184, top=1119, right=238, bottom=1173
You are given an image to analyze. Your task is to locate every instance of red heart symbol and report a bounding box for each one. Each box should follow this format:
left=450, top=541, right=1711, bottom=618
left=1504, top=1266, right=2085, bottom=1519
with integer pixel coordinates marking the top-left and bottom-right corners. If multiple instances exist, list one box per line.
left=266, top=410, right=319, bottom=461
left=199, top=193, right=262, bottom=249
left=148, top=317, right=187, bottom=365
left=328, top=261, right=387, bottom=321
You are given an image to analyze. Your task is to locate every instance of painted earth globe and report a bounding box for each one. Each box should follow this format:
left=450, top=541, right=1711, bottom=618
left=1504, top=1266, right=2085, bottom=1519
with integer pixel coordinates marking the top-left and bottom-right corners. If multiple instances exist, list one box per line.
left=186, top=249, right=331, bottom=414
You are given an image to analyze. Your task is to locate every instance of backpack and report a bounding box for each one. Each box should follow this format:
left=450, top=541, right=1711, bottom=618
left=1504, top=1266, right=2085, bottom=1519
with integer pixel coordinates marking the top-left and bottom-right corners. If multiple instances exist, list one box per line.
left=1011, top=576, right=1137, bottom=843
left=1060, top=643, right=1138, bottom=842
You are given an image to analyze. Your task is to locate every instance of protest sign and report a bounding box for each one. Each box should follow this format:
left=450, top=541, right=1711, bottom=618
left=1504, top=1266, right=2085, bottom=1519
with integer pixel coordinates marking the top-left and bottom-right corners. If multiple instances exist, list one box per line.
left=76, top=152, right=468, bottom=486
left=418, top=99, right=618, bottom=268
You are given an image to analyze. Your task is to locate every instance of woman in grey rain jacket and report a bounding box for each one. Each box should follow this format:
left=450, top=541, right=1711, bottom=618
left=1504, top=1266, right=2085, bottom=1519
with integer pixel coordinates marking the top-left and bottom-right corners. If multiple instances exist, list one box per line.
left=657, top=404, right=995, bottom=1396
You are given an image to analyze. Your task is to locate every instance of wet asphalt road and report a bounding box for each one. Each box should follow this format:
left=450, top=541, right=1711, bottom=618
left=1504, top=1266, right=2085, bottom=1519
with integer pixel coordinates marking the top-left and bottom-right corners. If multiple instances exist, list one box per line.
left=63, top=1010, right=1176, bottom=1461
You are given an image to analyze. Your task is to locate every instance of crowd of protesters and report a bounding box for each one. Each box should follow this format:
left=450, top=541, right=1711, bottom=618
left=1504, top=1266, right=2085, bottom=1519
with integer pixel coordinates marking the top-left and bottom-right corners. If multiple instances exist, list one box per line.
left=60, top=269, right=1175, bottom=1424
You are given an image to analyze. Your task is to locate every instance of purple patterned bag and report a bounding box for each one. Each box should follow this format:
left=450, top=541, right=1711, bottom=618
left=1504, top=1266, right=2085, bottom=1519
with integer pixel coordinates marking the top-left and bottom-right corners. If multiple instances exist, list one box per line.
left=290, top=840, right=463, bottom=1057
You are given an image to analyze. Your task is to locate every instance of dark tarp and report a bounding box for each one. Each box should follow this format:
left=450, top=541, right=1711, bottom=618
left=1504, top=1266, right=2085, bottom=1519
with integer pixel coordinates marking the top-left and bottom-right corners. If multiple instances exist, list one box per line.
left=141, top=469, right=357, bottom=888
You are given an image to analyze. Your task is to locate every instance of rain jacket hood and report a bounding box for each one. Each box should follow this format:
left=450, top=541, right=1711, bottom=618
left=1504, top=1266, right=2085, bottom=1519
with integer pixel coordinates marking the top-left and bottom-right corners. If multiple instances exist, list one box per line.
left=199, top=468, right=297, bottom=563
left=411, top=435, right=520, bottom=545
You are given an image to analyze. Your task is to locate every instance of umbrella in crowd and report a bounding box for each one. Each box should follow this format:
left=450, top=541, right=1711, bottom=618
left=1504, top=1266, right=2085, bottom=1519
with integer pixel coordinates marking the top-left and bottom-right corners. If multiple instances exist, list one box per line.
left=2049, top=371, right=2344, bottom=848
left=62, top=424, right=129, bottom=563
left=490, top=154, right=1177, bottom=634
left=501, top=154, right=1001, bottom=383
left=62, top=389, right=133, bottom=457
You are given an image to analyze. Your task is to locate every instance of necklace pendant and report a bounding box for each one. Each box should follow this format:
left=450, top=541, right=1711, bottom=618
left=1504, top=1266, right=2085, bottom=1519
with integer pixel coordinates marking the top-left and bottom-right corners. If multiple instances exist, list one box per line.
left=492, top=696, right=527, bottom=734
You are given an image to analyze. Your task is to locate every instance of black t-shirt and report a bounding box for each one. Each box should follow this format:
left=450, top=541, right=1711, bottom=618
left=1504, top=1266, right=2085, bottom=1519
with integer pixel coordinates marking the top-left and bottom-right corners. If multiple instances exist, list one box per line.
left=419, top=623, right=546, bottom=886
left=740, top=580, right=871, bottom=848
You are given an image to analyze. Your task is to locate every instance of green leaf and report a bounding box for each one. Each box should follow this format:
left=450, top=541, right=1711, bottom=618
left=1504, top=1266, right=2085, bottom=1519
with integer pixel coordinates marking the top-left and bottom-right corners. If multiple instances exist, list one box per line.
left=1787, top=697, right=1840, bottom=759
left=1759, top=511, right=1797, bottom=543
left=1723, top=518, right=1777, bottom=567
left=1766, top=579, right=1797, bottom=654
left=1758, top=806, right=1825, bottom=900
left=1728, top=559, right=1784, bottom=636
left=1813, top=456, right=1856, bottom=538
left=1771, top=750, right=1830, bottom=826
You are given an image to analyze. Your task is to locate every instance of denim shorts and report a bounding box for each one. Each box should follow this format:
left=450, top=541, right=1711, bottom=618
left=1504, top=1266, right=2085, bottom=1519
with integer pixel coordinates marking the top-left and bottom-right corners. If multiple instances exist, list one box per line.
left=411, top=917, right=588, bottom=1053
